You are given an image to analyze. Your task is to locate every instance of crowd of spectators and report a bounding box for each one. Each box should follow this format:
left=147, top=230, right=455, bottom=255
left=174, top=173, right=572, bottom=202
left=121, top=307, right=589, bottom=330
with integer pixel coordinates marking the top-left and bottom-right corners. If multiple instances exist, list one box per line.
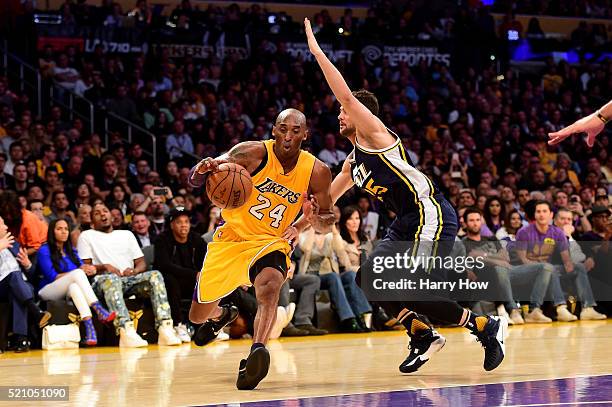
left=0, top=0, right=610, bottom=352
left=492, top=0, right=612, bottom=18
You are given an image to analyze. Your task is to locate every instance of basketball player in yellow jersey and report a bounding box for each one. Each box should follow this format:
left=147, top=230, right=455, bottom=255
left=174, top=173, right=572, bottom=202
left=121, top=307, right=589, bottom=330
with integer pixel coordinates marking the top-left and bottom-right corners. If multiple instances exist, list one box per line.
left=188, top=109, right=334, bottom=390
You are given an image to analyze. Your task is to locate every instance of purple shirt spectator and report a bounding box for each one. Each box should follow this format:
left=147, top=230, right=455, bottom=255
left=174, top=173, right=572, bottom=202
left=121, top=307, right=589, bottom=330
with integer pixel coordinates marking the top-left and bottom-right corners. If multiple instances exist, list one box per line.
left=515, top=223, right=569, bottom=263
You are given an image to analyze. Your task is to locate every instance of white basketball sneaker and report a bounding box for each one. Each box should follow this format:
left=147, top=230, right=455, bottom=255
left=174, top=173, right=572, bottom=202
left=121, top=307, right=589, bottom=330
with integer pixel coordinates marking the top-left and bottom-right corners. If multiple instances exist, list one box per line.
left=119, top=321, right=148, bottom=348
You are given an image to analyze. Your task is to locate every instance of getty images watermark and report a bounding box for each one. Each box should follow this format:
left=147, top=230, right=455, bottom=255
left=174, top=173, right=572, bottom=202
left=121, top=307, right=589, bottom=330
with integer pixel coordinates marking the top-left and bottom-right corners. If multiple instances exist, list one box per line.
left=366, top=242, right=487, bottom=299
left=360, top=240, right=612, bottom=303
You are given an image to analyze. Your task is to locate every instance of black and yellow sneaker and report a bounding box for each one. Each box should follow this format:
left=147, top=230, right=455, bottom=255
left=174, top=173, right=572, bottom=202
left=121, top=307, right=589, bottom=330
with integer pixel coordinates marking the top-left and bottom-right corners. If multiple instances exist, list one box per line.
left=399, top=329, right=446, bottom=373
left=474, top=316, right=508, bottom=371
left=236, top=347, right=270, bottom=390
left=193, top=305, right=239, bottom=346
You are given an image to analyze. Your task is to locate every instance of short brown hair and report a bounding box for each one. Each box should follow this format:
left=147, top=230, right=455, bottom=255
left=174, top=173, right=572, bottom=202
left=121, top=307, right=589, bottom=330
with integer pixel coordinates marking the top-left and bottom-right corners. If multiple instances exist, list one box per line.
left=352, top=89, right=379, bottom=116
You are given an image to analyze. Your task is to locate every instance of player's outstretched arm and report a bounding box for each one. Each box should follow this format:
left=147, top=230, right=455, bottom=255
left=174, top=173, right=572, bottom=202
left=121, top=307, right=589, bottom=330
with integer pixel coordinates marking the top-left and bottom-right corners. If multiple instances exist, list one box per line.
left=548, top=99, right=611, bottom=147
left=188, top=141, right=266, bottom=187
left=304, top=18, right=387, bottom=139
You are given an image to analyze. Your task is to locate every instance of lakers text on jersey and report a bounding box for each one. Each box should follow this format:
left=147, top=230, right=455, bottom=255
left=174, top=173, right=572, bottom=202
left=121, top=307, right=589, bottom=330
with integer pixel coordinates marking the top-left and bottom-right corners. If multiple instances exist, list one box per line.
left=195, top=140, right=316, bottom=303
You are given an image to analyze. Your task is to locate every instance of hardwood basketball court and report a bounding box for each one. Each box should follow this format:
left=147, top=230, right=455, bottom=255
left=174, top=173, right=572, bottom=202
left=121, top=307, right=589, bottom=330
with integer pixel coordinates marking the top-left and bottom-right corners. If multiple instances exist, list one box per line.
left=1, top=321, right=611, bottom=406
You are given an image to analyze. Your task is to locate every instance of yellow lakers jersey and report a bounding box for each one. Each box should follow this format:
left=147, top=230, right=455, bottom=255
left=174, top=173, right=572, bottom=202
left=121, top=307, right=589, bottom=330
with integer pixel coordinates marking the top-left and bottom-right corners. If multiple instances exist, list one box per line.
left=221, top=140, right=316, bottom=240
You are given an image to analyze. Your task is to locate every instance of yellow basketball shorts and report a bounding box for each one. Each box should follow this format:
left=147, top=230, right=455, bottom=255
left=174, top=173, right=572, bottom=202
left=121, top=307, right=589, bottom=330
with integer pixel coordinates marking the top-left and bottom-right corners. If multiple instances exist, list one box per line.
left=194, top=225, right=291, bottom=303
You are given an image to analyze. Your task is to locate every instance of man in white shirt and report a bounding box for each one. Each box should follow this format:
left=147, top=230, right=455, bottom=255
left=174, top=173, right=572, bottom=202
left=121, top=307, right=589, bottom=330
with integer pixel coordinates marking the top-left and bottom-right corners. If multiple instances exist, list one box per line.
left=53, top=53, right=80, bottom=91
left=318, top=133, right=347, bottom=168
left=77, top=203, right=182, bottom=347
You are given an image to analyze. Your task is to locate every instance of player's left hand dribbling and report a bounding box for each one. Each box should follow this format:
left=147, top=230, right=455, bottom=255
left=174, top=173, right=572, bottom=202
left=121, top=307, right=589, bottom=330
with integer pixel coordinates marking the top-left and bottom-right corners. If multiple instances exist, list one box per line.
left=196, top=157, right=228, bottom=174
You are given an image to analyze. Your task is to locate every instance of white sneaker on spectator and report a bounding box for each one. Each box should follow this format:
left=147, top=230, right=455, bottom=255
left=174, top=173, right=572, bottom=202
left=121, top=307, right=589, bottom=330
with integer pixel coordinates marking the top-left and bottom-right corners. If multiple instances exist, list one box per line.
left=269, top=306, right=289, bottom=339
left=175, top=323, right=191, bottom=343
left=286, top=303, right=296, bottom=323
left=556, top=305, right=578, bottom=322
left=158, top=320, right=182, bottom=346
left=119, top=321, right=148, bottom=348
left=524, top=308, right=552, bottom=323
left=496, top=305, right=512, bottom=325
left=580, top=307, right=607, bottom=320
left=509, top=309, right=525, bottom=325
left=216, top=331, right=230, bottom=341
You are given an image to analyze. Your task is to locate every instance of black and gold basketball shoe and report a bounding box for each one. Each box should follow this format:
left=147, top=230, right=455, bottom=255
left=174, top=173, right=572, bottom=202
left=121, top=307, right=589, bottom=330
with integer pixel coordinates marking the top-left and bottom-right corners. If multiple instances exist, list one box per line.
left=193, top=305, right=239, bottom=346
left=399, top=329, right=446, bottom=373
left=236, top=346, right=270, bottom=390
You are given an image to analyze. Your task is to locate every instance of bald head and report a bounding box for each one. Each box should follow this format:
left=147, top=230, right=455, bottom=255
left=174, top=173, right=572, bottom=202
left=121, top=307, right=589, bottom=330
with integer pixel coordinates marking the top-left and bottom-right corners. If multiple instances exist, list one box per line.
left=275, top=109, right=306, bottom=127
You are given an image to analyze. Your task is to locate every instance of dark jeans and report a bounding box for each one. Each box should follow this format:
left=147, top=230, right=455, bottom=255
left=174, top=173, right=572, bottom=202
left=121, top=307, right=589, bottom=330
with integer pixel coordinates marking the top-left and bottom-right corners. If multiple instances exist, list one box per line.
left=0, top=272, right=35, bottom=336
left=161, top=272, right=197, bottom=325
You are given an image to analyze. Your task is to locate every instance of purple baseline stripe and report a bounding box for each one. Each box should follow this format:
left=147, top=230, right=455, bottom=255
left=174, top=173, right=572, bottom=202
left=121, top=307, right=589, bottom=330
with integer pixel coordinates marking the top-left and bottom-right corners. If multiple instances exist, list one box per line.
left=205, top=375, right=612, bottom=407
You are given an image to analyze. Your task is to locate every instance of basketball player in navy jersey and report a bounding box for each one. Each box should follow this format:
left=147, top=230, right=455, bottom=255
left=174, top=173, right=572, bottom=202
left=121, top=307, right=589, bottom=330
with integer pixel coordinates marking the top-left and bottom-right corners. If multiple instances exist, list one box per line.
left=302, top=18, right=507, bottom=373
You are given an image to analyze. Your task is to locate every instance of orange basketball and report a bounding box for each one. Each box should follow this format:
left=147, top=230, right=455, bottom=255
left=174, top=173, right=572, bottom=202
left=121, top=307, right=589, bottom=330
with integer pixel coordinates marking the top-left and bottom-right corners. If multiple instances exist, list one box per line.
left=205, top=162, right=253, bottom=209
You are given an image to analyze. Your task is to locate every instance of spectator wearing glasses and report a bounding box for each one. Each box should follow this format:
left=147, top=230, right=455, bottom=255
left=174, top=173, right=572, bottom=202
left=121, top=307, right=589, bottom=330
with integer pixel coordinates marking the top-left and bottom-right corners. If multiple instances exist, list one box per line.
left=154, top=206, right=207, bottom=342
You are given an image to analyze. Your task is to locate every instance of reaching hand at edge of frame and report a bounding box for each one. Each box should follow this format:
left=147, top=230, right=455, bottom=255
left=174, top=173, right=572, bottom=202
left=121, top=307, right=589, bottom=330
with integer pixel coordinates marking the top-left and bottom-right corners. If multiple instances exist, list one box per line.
left=548, top=101, right=610, bottom=147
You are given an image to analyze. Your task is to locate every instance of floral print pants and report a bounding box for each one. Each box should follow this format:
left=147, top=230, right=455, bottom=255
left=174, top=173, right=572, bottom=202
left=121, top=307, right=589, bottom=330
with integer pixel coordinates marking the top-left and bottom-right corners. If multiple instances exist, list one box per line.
left=92, top=270, right=172, bottom=330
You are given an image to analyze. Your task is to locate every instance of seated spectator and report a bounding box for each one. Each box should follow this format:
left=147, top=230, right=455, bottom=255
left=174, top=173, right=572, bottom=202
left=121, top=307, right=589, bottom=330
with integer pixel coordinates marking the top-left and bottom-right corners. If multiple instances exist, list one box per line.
left=278, top=258, right=328, bottom=337
left=483, top=197, right=505, bottom=235
left=299, top=226, right=370, bottom=333
left=338, top=205, right=374, bottom=272
left=46, top=191, right=76, bottom=227
left=356, top=195, right=379, bottom=241
left=110, top=207, right=126, bottom=230
left=495, top=209, right=523, bottom=248
left=317, top=133, right=347, bottom=169
left=166, top=120, right=194, bottom=166
left=37, top=219, right=116, bottom=346
left=28, top=199, right=48, bottom=225
left=515, top=201, right=605, bottom=321
left=77, top=203, right=182, bottom=347
left=70, top=204, right=91, bottom=245
left=0, top=215, right=51, bottom=352
left=154, top=207, right=206, bottom=343
left=0, top=191, right=47, bottom=256
left=131, top=211, right=157, bottom=248
left=10, top=161, right=29, bottom=195
left=463, top=208, right=551, bottom=324
left=106, top=184, right=129, bottom=217
left=36, top=145, right=63, bottom=179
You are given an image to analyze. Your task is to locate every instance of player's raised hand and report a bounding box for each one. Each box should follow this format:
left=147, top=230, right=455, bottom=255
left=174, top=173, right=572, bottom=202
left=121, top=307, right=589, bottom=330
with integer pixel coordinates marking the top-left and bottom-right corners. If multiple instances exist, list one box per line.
left=548, top=111, right=605, bottom=147
left=196, top=157, right=228, bottom=174
left=304, top=18, right=324, bottom=57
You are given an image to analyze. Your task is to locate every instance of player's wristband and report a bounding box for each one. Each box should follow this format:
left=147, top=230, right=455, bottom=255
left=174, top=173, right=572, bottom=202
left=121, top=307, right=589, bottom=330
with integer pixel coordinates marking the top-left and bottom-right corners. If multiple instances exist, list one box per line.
left=596, top=110, right=609, bottom=125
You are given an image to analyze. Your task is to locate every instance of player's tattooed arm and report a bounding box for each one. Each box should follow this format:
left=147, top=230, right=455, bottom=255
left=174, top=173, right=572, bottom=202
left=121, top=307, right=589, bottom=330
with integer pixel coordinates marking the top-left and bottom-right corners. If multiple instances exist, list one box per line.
left=188, top=141, right=266, bottom=187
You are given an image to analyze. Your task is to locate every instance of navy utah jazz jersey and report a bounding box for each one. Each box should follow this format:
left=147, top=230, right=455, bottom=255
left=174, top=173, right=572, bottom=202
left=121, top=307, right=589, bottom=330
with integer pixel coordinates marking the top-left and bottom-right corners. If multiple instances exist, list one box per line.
left=350, top=131, right=441, bottom=219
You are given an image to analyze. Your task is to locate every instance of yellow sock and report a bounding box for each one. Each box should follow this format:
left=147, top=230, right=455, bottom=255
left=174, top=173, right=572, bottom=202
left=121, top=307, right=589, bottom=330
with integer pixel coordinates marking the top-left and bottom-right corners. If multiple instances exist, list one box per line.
left=410, top=319, right=430, bottom=335
left=475, top=316, right=488, bottom=332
